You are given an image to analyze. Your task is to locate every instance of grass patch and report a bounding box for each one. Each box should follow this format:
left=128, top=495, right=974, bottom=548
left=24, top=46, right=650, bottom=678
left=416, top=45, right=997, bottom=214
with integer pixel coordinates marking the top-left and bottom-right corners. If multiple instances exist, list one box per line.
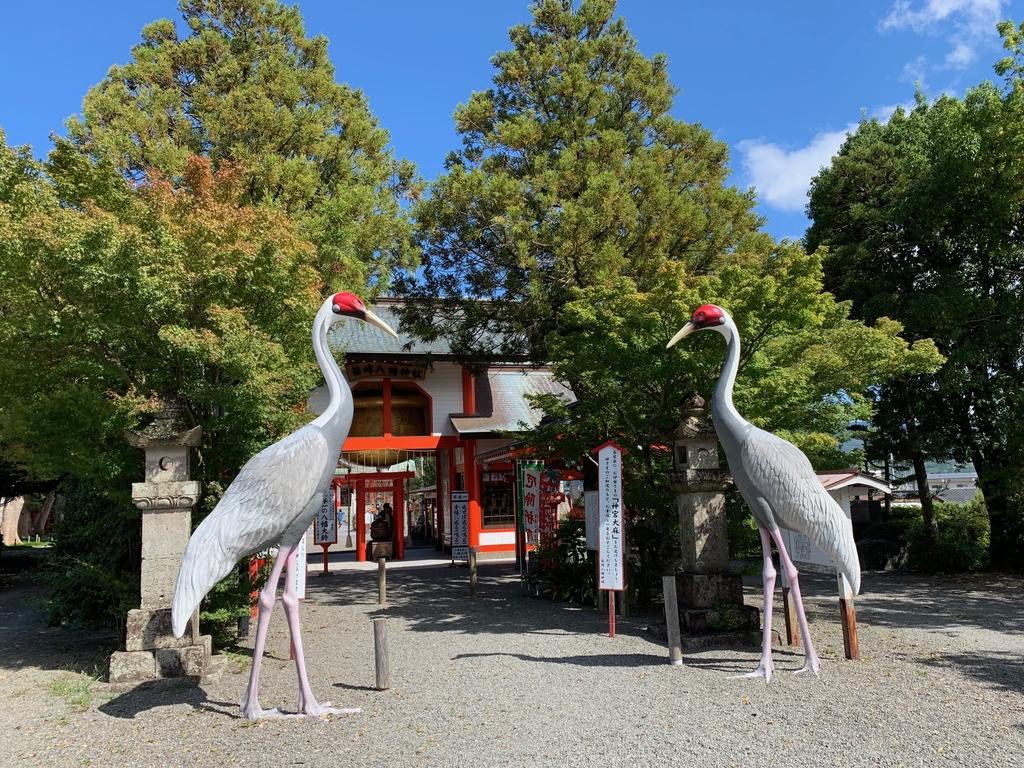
left=48, top=672, right=97, bottom=712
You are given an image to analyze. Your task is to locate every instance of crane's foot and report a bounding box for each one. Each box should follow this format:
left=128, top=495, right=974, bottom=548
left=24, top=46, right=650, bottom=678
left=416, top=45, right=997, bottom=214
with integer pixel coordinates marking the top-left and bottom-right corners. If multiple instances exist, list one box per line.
left=241, top=700, right=288, bottom=720
left=793, top=656, right=821, bottom=677
left=731, top=661, right=773, bottom=684
left=297, top=695, right=361, bottom=718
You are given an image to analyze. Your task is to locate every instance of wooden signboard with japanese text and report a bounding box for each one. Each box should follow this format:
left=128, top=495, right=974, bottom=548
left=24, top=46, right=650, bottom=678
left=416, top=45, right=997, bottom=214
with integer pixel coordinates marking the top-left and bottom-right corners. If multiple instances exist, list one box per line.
left=313, top=491, right=337, bottom=546
left=451, top=490, right=469, bottom=561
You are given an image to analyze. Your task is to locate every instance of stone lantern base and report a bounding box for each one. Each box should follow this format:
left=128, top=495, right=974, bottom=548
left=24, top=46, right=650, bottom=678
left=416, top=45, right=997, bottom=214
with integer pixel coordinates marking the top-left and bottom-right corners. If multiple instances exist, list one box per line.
left=109, top=608, right=212, bottom=684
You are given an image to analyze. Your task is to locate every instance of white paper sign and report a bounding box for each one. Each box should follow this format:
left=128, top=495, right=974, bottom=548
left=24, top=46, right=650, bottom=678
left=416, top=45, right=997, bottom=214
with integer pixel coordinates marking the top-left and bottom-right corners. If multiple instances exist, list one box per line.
left=523, top=467, right=541, bottom=543
left=451, top=491, right=469, bottom=561
left=293, top=532, right=307, bottom=599
left=584, top=491, right=598, bottom=550
left=313, top=491, right=337, bottom=545
left=597, top=444, right=624, bottom=591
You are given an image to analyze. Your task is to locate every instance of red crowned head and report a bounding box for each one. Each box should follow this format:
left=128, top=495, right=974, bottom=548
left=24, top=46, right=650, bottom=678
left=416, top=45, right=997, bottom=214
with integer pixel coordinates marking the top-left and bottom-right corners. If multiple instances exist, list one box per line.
left=666, top=304, right=730, bottom=348
left=327, top=291, right=400, bottom=339
left=331, top=292, right=367, bottom=318
left=690, top=304, right=726, bottom=329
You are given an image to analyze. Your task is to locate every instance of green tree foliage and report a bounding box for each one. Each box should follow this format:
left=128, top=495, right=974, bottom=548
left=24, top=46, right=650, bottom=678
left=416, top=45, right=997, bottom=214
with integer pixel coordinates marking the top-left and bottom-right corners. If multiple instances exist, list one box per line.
left=1, top=1, right=418, bottom=631
left=398, top=0, right=942, bottom=591
left=62, top=0, right=418, bottom=290
left=807, top=23, right=1024, bottom=571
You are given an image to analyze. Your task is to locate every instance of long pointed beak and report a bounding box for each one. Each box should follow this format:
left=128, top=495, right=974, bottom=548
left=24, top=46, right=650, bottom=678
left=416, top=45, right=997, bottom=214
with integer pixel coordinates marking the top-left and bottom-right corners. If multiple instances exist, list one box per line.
left=666, top=322, right=697, bottom=349
left=363, top=308, right=400, bottom=339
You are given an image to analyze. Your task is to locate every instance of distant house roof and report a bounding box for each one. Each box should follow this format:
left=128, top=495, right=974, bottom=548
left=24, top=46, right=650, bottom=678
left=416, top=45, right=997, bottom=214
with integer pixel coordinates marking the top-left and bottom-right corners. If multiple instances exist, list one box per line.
left=449, top=367, right=575, bottom=437
left=816, top=468, right=891, bottom=495
left=936, top=486, right=979, bottom=504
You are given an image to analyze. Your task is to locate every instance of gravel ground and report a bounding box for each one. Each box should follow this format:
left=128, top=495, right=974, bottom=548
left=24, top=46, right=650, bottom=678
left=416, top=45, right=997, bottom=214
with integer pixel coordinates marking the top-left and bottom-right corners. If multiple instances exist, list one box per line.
left=1, top=558, right=1022, bottom=768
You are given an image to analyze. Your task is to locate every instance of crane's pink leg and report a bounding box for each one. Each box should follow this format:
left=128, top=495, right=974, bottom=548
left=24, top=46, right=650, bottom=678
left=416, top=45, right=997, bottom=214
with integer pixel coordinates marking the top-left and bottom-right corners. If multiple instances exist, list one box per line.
left=733, top=526, right=775, bottom=682
left=281, top=545, right=360, bottom=717
left=241, top=551, right=288, bottom=719
left=769, top=528, right=821, bottom=675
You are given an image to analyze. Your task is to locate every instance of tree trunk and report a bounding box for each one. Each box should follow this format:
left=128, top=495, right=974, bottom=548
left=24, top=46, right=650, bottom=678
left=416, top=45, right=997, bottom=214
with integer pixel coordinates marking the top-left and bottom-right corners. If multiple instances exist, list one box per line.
left=911, top=449, right=938, bottom=545
left=1, top=496, right=25, bottom=546
left=974, top=456, right=1024, bottom=572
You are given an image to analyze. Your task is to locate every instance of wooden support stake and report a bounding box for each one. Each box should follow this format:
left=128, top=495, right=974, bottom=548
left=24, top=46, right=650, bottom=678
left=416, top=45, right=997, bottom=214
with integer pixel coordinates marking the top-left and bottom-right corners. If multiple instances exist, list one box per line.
left=373, top=617, right=389, bottom=690
left=839, top=573, right=859, bottom=660
left=662, top=576, right=683, bottom=666
left=321, top=543, right=330, bottom=576
left=782, top=587, right=800, bottom=646
left=608, top=590, right=616, bottom=638
left=377, top=557, right=386, bottom=605
left=469, top=549, right=478, bottom=598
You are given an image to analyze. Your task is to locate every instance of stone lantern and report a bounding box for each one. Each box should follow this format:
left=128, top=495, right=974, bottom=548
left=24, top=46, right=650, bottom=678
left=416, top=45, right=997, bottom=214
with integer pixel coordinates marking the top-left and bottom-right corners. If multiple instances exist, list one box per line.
left=108, top=403, right=211, bottom=683
left=666, top=395, right=759, bottom=646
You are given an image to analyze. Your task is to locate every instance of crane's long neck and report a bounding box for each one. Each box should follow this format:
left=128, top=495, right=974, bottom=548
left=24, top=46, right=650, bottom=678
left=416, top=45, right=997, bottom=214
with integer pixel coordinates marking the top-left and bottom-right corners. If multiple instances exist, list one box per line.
left=711, top=319, right=748, bottom=441
left=311, top=303, right=351, bottom=441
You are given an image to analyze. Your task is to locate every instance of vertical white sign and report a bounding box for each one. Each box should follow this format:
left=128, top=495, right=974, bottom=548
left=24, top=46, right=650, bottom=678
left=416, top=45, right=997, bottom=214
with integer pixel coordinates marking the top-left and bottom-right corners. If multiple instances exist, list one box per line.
left=597, top=443, right=624, bottom=591
left=523, top=467, right=541, bottom=543
left=313, top=491, right=337, bottom=545
left=451, top=490, right=469, bottom=561
left=293, top=531, right=308, bottom=599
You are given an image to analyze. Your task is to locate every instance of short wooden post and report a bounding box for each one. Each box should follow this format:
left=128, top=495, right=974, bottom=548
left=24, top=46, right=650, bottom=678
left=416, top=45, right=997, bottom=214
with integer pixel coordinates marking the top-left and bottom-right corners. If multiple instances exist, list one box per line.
left=662, top=576, right=683, bottom=666
left=782, top=588, right=800, bottom=646
left=373, top=617, right=389, bottom=690
left=779, top=567, right=799, bottom=646
left=469, top=549, right=478, bottom=598
left=838, top=574, right=859, bottom=660
left=377, top=557, right=386, bottom=605
left=321, top=543, right=331, bottom=576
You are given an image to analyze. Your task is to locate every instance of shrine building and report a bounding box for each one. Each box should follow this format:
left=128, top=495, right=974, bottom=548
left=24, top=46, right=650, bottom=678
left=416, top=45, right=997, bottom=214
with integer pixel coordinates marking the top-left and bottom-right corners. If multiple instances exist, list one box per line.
left=308, top=299, right=574, bottom=562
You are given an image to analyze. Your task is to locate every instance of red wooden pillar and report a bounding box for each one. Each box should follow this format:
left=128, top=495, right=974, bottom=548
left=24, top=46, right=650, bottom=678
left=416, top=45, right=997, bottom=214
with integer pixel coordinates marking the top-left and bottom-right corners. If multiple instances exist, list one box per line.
left=465, top=439, right=481, bottom=552
left=355, top=478, right=366, bottom=562
left=434, top=449, right=445, bottom=550
left=394, top=479, right=405, bottom=560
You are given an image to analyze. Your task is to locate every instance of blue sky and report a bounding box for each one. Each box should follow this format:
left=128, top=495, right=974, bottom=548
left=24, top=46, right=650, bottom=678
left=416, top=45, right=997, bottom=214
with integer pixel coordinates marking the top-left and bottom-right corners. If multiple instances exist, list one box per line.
left=1, top=1, right=1019, bottom=240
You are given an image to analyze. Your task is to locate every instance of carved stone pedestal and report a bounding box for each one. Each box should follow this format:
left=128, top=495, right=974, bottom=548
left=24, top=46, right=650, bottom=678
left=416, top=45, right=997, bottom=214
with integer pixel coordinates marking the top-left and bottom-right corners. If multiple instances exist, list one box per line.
left=109, top=405, right=212, bottom=684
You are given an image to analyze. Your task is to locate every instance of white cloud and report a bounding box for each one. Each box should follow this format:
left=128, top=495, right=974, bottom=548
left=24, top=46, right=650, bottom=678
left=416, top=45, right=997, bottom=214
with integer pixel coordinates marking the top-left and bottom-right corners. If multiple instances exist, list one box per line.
left=900, top=55, right=930, bottom=87
left=737, top=104, right=916, bottom=214
left=737, top=127, right=853, bottom=213
left=881, top=0, right=1007, bottom=71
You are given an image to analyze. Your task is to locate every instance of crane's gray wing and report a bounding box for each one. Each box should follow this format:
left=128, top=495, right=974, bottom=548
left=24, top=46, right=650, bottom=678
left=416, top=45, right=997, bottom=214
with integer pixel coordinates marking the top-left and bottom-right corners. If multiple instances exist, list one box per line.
left=740, top=428, right=860, bottom=595
left=171, top=426, right=330, bottom=637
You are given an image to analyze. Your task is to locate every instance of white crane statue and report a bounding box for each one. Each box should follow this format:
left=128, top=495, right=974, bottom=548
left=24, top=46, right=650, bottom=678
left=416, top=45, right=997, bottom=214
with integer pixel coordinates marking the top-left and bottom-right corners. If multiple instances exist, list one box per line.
left=667, top=304, right=860, bottom=681
left=171, top=292, right=398, bottom=718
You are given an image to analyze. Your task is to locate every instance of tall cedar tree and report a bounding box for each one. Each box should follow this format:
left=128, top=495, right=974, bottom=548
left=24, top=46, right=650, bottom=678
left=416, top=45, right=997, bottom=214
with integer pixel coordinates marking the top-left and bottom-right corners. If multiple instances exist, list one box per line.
left=60, top=0, right=418, bottom=291
left=398, top=0, right=942, bottom=591
left=807, top=21, right=1024, bottom=570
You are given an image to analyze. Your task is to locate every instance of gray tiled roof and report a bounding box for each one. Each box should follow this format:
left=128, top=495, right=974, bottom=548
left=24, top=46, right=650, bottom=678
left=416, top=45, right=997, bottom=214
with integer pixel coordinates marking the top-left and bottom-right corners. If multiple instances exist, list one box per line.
left=935, top=486, right=979, bottom=504
left=450, top=367, right=575, bottom=436
left=328, top=299, right=454, bottom=356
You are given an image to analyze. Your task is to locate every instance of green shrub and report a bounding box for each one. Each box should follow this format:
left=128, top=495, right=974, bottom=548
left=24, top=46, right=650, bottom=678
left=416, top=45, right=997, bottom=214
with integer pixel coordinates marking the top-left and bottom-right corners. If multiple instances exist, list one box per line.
left=524, top=518, right=596, bottom=605
left=905, top=498, right=990, bottom=573
left=43, top=480, right=139, bottom=635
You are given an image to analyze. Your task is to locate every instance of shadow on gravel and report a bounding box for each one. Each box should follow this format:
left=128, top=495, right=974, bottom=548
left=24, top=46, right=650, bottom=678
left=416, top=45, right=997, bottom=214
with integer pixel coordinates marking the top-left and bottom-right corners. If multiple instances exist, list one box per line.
left=452, top=651, right=665, bottom=668
left=916, top=650, right=1024, bottom=696
left=99, top=679, right=238, bottom=719
left=0, top=581, right=117, bottom=677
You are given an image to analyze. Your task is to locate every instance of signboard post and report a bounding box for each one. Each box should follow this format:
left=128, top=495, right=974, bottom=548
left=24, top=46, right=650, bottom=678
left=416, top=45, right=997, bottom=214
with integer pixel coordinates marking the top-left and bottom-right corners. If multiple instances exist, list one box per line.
left=313, top=490, right=337, bottom=576
left=451, top=490, right=469, bottom=562
left=594, top=441, right=625, bottom=638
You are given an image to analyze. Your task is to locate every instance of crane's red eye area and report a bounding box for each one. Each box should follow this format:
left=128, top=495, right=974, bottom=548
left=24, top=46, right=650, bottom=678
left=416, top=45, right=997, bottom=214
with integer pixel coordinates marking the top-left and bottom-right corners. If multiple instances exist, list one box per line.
left=331, top=292, right=366, bottom=316
left=691, top=304, right=725, bottom=326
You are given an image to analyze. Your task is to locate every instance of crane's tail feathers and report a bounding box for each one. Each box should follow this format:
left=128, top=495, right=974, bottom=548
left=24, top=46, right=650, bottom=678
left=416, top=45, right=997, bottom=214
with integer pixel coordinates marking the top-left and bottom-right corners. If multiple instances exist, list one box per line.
left=824, top=504, right=861, bottom=597
left=171, top=514, right=240, bottom=638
